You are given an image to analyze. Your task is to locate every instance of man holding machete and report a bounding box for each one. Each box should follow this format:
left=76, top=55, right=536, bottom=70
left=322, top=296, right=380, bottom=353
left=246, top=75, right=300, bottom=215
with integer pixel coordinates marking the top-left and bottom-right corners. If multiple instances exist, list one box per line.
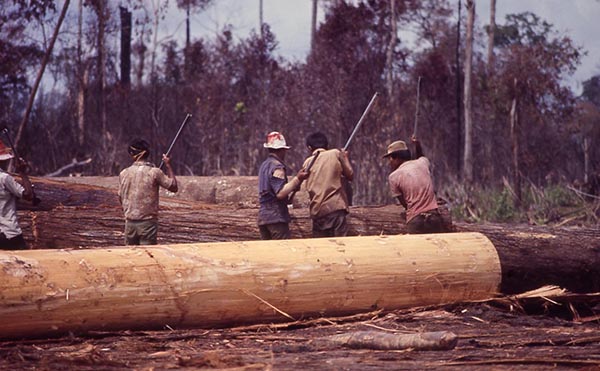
left=118, top=138, right=178, bottom=245
left=302, top=132, right=354, bottom=238
left=383, top=135, right=447, bottom=234
left=257, top=131, right=309, bottom=240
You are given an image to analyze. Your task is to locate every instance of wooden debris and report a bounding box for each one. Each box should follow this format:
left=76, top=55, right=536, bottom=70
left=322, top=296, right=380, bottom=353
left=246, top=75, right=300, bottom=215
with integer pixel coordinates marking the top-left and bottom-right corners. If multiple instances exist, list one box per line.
left=316, top=330, right=458, bottom=350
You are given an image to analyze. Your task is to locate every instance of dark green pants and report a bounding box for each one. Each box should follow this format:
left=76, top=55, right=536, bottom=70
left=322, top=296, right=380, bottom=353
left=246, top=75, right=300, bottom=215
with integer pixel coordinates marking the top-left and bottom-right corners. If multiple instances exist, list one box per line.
left=312, top=210, right=349, bottom=238
left=407, top=209, right=446, bottom=234
left=259, top=222, right=291, bottom=240
left=0, top=233, right=27, bottom=250
left=124, top=219, right=158, bottom=245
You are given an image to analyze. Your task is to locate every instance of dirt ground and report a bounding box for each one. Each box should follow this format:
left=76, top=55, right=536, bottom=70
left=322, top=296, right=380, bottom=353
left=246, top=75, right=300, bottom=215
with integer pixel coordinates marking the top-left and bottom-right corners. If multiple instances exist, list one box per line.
left=1, top=297, right=599, bottom=370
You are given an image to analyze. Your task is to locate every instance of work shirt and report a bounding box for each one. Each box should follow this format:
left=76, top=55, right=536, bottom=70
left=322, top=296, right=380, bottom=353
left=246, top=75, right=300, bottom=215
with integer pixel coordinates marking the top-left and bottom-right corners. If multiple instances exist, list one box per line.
left=302, top=148, right=353, bottom=219
left=388, top=156, right=438, bottom=222
left=257, top=155, right=290, bottom=225
left=118, top=161, right=174, bottom=221
left=0, top=170, right=25, bottom=238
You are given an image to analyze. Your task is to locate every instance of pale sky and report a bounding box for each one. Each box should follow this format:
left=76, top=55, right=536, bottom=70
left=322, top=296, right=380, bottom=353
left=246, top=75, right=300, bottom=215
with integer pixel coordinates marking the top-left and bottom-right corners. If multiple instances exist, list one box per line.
left=162, top=0, right=599, bottom=94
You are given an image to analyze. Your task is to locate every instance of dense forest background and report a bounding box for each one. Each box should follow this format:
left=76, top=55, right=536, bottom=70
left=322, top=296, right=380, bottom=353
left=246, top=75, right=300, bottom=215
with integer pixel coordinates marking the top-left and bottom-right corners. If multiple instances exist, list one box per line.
left=1, top=0, right=599, bottom=216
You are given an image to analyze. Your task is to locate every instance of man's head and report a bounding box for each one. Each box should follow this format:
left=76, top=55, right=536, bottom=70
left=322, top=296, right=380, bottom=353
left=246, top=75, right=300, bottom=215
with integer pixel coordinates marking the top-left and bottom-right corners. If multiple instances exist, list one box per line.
left=264, top=131, right=290, bottom=159
left=306, top=132, right=328, bottom=151
left=383, top=140, right=411, bottom=170
left=128, top=138, right=150, bottom=161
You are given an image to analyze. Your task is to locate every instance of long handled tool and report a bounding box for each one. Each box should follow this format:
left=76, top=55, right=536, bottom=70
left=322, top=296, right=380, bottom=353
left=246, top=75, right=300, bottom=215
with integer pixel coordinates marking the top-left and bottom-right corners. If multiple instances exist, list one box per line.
left=413, top=76, right=422, bottom=138
left=343, top=92, right=379, bottom=151
left=1, top=127, right=41, bottom=205
left=159, top=113, right=192, bottom=169
left=288, top=151, right=320, bottom=202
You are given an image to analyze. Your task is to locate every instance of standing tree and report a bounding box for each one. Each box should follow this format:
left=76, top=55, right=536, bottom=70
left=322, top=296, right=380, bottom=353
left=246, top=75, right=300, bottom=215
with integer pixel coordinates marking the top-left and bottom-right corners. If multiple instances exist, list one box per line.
left=486, top=0, right=496, bottom=72
left=120, top=6, right=132, bottom=87
left=455, top=0, right=462, bottom=176
left=14, top=0, right=70, bottom=155
left=491, top=12, right=582, bottom=183
left=385, top=0, right=397, bottom=97
left=175, top=0, right=212, bottom=80
left=462, top=0, right=474, bottom=183
left=311, top=0, right=318, bottom=52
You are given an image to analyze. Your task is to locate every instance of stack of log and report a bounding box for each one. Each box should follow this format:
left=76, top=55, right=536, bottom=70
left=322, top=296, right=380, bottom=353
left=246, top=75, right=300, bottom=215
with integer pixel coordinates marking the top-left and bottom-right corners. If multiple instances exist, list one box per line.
left=12, top=176, right=600, bottom=295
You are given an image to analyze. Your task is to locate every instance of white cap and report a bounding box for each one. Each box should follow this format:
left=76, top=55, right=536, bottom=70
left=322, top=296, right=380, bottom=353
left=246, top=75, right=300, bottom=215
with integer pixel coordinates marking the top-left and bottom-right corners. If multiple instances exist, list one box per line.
left=263, top=131, right=290, bottom=149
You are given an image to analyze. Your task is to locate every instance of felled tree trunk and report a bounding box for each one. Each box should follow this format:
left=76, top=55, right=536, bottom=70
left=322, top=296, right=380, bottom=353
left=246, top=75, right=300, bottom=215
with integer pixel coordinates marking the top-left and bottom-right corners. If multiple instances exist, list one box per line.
left=316, top=331, right=458, bottom=351
left=14, top=177, right=600, bottom=295
left=0, top=233, right=500, bottom=340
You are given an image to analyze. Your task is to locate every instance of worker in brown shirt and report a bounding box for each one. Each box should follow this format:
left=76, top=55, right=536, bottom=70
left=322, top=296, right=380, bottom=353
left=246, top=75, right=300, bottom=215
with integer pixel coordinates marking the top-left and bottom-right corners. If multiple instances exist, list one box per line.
left=302, top=132, right=353, bottom=237
left=118, top=139, right=178, bottom=245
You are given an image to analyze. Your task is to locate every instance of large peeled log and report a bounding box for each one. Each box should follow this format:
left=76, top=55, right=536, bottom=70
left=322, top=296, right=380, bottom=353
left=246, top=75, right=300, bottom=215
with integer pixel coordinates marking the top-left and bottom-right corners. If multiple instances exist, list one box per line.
left=0, top=232, right=500, bottom=340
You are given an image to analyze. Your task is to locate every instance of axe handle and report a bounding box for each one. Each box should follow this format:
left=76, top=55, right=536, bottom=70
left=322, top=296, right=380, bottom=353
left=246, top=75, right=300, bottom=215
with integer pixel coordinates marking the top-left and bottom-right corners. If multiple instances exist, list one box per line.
left=413, top=76, right=422, bottom=138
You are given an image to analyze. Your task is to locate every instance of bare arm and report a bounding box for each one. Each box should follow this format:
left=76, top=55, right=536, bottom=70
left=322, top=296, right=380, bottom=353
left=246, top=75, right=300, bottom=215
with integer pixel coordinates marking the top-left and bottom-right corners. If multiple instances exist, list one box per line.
left=15, top=158, right=34, bottom=201
left=276, top=169, right=309, bottom=200
left=162, top=154, right=178, bottom=193
left=411, top=135, right=423, bottom=159
left=340, top=149, right=354, bottom=181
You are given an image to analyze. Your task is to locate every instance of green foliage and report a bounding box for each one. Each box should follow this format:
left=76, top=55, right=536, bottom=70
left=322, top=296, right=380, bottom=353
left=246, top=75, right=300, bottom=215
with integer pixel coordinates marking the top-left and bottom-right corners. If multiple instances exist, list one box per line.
left=442, top=182, right=591, bottom=226
left=443, top=183, right=518, bottom=223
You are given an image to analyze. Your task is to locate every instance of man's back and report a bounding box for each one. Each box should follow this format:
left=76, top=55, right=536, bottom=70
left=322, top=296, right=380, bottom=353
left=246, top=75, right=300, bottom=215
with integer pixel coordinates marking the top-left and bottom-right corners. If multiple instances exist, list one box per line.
left=303, top=149, right=351, bottom=218
left=388, top=157, right=438, bottom=222
left=119, top=161, right=173, bottom=221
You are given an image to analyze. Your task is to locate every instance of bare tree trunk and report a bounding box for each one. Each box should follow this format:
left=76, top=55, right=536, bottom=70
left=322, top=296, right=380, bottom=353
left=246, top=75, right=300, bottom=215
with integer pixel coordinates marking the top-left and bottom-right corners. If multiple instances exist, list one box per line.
left=149, top=2, right=160, bottom=83
left=14, top=0, right=71, bottom=154
left=510, top=78, right=521, bottom=205
left=385, top=0, right=397, bottom=97
left=486, top=0, right=496, bottom=72
left=77, top=70, right=88, bottom=147
left=96, top=0, right=107, bottom=137
left=462, top=0, right=475, bottom=183
left=135, top=36, right=146, bottom=87
left=455, top=0, right=462, bottom=176
left=259, top=0, right=264, bottom=38
left=77, top=0, right=86, bottom=147
left=119, top=6, right=132, bottom=87
left=311, top=0, right=318, bottom=52
left=186, top=3, right=191, bottom=50
left=583, top=136, right=590, bottom=184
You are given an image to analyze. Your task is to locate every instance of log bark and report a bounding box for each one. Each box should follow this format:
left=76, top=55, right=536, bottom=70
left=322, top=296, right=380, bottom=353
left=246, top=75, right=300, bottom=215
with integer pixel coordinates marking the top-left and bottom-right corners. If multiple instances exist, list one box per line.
left=318, top=331, right=458, bottom=351
left=14, top=177, right=600, bottom=295
left=0, top=233, right=500, bottom=340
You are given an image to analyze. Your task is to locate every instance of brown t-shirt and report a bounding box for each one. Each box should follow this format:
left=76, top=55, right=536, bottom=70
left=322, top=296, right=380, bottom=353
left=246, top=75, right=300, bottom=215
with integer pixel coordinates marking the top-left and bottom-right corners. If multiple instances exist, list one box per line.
left=118, top=161, right=174, bottom=221
left=302, top=149, right=353, bottom=219
left=388, top=157, right=438, bottom=222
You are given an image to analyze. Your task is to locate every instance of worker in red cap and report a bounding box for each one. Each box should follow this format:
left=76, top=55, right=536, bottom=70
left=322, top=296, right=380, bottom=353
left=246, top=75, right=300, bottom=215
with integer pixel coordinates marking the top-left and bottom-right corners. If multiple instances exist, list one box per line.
left=257, top=131, right=308, bottom=239
left=0, top=140, right=34, bottom=249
